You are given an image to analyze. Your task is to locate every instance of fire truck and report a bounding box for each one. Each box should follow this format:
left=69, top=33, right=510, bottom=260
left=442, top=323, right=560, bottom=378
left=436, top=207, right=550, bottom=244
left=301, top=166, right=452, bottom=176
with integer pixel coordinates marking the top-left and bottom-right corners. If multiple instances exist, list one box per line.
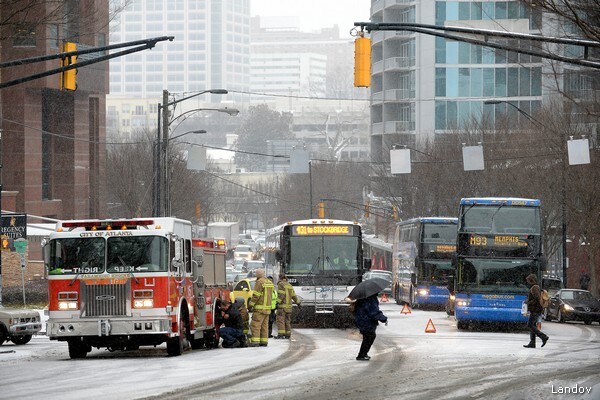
left=44, top=218, right=229, bottom=359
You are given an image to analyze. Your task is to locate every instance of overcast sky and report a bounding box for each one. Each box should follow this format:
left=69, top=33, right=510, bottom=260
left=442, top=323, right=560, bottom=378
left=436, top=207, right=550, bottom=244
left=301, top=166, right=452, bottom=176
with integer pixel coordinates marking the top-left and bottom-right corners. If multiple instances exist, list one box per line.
left=251, top=0, right=371, bottom=38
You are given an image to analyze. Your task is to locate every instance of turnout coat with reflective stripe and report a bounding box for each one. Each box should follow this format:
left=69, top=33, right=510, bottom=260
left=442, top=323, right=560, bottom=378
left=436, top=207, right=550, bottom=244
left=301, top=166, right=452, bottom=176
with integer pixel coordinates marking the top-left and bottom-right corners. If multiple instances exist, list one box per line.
left=249, top=277, right=274, bottom=314
left=277, top=280, right=300, bottom=311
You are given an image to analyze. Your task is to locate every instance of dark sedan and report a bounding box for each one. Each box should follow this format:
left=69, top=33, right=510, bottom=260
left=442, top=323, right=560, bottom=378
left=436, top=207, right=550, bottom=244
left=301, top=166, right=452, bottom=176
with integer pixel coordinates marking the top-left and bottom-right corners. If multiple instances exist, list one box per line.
left=545, top=289, right=600, bottom=325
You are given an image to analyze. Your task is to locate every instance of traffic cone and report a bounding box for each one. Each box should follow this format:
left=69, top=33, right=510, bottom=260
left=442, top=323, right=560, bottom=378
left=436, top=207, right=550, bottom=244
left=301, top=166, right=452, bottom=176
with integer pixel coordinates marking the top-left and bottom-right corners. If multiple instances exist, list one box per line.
left=380, top=293, right=389, bottom=303
left=400, top=303, right=412, bottom=315
left=425, top=319, right=436, bottom=333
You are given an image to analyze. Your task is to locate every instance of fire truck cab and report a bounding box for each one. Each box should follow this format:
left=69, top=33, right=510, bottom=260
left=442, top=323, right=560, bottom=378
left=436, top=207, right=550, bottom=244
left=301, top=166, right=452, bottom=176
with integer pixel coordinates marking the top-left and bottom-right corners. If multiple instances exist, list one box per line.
left=44, top=217, right=229, bottom=359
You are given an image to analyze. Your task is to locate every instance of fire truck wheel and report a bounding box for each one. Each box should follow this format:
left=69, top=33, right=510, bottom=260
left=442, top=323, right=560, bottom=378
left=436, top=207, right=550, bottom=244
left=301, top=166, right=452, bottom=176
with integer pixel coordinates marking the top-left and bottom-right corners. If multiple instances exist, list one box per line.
left=68, top=338, right=88, bottom=359
left=10, top=334, right=32, bottom=345
left=0, top=324, right=7, bottom=345
left=167, top=311, right=188, bottom=356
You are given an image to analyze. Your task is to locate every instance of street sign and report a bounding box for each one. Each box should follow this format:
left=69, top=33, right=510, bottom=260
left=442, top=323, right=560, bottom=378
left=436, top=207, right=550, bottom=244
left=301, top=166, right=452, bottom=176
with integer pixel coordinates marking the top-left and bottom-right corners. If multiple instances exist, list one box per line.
left=14, top=238, right=28, bottom=254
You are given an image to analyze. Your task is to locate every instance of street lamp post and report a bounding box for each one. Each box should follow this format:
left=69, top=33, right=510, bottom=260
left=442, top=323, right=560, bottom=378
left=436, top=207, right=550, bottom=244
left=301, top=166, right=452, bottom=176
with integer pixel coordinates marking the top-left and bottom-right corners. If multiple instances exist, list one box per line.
left=153, top=88, right=230, bottom=217
left=484, top=99, right=568, bottom=285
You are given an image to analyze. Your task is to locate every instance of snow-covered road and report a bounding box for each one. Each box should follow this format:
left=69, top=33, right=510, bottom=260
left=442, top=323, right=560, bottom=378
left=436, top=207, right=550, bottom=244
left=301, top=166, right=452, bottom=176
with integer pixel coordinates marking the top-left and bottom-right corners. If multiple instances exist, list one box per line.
left=1, top=304, right=599, bottom=399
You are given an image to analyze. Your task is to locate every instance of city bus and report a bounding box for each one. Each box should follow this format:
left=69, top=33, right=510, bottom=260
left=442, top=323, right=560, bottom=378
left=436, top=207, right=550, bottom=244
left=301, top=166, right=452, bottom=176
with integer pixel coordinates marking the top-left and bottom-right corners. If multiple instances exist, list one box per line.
left=392, top=217, right=458, bottom=308
left=453, top=197, right=545, bottom=329
left=265, top=219, right=369, bottom=326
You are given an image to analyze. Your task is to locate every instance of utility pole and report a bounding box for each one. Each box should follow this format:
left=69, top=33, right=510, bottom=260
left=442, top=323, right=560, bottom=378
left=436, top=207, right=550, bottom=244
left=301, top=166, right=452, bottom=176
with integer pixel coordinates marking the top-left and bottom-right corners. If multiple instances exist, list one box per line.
left=162, top=90, right=170, bottom=217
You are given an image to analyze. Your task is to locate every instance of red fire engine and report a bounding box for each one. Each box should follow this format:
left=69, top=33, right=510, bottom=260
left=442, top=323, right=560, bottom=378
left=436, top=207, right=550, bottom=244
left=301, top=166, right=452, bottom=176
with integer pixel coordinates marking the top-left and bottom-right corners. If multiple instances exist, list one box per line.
left=45, top=218, right=229, bottom=358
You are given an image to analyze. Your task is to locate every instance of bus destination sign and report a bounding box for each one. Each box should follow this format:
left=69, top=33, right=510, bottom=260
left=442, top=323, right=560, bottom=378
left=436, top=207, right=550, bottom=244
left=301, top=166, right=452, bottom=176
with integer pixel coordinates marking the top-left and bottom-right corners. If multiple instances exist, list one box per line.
left=469, top=235, right=528, bottom=247
left=293, top=225, right=351, bottom=236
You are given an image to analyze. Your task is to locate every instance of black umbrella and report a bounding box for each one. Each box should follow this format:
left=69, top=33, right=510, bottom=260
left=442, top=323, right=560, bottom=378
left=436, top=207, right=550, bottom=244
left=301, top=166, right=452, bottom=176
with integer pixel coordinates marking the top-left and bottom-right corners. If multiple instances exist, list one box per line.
left=348, top=278, right=390, bottom=300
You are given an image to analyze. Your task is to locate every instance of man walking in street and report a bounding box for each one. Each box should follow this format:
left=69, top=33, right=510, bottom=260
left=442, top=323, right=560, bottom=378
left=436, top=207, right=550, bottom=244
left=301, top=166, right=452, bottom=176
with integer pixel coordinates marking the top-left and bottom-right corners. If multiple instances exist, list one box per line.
left=523, top=273, right=549, bottom=349
left=248, top=269, right=274, bottom=347
left=275, top=274, right=301, bottom=339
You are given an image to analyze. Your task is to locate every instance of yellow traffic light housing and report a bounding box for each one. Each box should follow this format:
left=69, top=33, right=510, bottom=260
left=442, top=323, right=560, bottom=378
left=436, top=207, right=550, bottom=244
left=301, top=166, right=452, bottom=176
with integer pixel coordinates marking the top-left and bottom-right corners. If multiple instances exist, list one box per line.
left=195, top=202, right=201, bottom=220
left=364, top=201, right=370, bottom=218
left=354, top=35, right=371, bottom=87
left=318, top=201, right=325, bottom=219
left=61, top=42, right=77, bottom=91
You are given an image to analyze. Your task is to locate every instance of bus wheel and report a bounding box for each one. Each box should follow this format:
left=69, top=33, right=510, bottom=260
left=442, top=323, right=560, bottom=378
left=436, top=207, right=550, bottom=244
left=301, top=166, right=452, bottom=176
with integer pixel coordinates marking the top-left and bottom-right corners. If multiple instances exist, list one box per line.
left=68, top=338, right=88, bottom=359
left=457, top=320, right=468, bottom=330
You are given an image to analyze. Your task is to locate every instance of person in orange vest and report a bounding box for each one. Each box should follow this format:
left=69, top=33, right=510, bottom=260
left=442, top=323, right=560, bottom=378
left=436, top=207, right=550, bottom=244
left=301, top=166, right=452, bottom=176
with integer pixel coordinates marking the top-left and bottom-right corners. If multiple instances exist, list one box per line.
left=248, top=268, right=274, bottom=347
left=275, top=273, right=301, bottom=339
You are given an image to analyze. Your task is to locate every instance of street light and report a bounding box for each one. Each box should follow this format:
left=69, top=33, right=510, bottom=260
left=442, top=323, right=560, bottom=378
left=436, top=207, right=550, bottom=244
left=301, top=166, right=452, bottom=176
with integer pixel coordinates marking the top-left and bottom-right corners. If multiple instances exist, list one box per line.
left=484, top=99, right=568, bottom=286
left=153, top=89, right=229, bottom=217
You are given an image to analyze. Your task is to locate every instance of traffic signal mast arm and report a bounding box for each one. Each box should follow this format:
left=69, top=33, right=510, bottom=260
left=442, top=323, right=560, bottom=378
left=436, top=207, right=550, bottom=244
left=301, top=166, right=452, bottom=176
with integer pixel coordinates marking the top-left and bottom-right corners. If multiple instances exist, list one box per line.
left=0, top=36, right=175, bottom=90
left=353, top=22, right=600, bottom=70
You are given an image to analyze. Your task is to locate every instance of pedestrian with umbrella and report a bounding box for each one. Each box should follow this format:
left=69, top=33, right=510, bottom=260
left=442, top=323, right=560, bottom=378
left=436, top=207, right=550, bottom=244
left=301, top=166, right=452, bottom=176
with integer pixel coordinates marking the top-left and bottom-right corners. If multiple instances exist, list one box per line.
left=347, top=278, right=388, bottom=361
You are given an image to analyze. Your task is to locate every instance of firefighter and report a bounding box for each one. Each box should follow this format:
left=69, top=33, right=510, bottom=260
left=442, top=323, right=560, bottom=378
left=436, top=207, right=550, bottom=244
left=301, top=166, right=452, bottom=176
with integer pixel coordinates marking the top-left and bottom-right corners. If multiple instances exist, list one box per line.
left=268, top=276, right=278, bottom=338
left=234, top=296, right=250, bottom=342
left=248, top=268, right=274, bottom=347
left=275, top=273, right=301, bottom=339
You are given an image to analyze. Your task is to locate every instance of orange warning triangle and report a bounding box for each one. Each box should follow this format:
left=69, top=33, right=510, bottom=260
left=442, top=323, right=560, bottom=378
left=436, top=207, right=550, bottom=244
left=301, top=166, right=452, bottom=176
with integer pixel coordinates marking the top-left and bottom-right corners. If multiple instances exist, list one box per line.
left=380, top=293, right=389, bottom=303
left=400, top=303, right=412, bottom=315
left=425, top=319, right=436, bottom=333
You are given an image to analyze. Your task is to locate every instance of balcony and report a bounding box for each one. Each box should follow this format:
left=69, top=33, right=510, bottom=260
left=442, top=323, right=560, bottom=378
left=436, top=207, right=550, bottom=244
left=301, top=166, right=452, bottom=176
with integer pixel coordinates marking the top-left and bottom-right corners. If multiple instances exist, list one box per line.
left=384, top=56, right=414, bottom=70
left=384, top=89, right=414, bottom=101
left=384, top=120, right=415, bottom=133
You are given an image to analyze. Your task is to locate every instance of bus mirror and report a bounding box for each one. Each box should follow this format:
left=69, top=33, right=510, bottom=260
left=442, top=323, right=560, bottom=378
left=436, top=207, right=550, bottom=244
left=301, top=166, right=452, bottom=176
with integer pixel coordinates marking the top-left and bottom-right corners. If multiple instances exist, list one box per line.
left=363, top=258, right=372, bottom=270
left=540, top=256, right=548, bottom=271
left=410, top=273, right=416, bottom=285
left=447, top=276, right=455, bottom=292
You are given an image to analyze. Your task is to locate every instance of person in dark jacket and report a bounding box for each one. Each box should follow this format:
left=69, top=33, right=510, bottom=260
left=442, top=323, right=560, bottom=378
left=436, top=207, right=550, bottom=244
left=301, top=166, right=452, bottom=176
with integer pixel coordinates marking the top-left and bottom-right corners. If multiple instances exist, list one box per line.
left=218, top=299, right=244, bottom=348
left=353, top=293, right=387, bottom=361
left=524, top=273, right=549, bottom=348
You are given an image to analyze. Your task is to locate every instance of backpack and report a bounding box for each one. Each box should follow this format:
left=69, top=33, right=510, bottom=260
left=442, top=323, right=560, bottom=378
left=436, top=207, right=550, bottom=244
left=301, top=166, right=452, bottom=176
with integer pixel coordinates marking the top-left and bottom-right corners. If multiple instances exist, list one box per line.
left=539, top=289, right=550, bottom=309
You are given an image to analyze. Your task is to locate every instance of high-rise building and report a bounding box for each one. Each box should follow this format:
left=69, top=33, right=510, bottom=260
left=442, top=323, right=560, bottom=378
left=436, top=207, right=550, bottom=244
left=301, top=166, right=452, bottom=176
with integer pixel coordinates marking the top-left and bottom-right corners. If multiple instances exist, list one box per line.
left=109, top=0, right=251, bottom=102
left=369, top=0, right=545, bottom=160
left=0, top=0, right=109, bottom=219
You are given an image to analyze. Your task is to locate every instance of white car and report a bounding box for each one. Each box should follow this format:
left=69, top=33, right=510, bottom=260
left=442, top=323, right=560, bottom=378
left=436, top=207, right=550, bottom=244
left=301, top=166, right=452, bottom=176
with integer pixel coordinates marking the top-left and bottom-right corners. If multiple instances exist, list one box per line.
left=0, top=307, right=42, bottom=345
left=233, top=245, right=255, bottom=261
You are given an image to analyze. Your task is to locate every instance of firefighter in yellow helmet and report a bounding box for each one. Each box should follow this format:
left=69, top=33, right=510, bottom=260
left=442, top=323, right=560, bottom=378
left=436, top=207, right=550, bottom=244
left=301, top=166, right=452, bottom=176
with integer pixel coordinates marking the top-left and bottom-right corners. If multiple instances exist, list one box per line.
left=248, top=268, right=274, bottom=346
left=275, top=273, right=301, bottom=339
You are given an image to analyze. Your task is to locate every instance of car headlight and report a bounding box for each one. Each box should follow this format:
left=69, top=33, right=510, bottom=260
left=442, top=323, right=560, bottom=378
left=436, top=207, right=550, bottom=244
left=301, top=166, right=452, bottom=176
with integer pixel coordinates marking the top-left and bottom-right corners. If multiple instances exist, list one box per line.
left=418, top=289, right=429, bottom=296
left=562, top=304, right=574, bottom=311
left=449, top=294, right=456, bottom=301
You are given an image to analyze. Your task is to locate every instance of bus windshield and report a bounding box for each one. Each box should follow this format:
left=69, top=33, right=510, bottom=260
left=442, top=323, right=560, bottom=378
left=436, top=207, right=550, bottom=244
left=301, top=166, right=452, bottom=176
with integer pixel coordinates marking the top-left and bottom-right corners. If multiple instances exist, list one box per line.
left=423, top=224, right=457, bottom=243
left=460, top=206, right=541, bottom=234
left=459, top=258, right=535, bottom=293
left=288, top=236, right=359, bottom=273
left=107, top=236, right=169, bottom=273
left=47, top=238, right=105, bottom=275
left=421, top=260, right=453, bottom=285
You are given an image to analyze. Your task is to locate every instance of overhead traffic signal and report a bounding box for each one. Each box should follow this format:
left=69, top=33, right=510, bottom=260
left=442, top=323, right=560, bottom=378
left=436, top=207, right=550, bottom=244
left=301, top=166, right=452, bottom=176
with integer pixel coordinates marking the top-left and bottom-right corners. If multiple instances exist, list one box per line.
left=354, top=35, right=371, bottom=87
left=318, top=202, right=325, bottom=219
left=364, top=201, right=370, bottom=218
left=61, top=42, right=77, bottom=91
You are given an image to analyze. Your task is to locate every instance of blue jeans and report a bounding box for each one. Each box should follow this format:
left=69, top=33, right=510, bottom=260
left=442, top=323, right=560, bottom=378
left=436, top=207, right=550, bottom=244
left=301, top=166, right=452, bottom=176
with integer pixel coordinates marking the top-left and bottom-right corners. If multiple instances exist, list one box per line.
left=527, top=312, right=547, bottom=344
left=219, top=326, right=243, bottom=346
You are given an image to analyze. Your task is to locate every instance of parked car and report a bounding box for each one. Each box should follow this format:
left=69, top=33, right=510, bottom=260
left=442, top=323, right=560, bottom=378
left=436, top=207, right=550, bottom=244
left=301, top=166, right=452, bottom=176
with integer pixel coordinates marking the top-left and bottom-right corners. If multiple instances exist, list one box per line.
left=541, top=275, right=563, bottom=298
left=0, top=307, right=42, bottom=345
left=229, top=278, right=257, bottom=307
left=362, top=270, right=393, bottom=295
left=545, top=289, right=600, bottom=325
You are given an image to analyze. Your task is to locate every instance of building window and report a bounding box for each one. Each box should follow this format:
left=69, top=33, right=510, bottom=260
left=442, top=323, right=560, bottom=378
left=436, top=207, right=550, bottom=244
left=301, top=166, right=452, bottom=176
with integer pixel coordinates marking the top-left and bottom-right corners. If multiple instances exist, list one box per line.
left=49, top=24, right=59, bottom=49
left=13, top=24, right=36, bottom=47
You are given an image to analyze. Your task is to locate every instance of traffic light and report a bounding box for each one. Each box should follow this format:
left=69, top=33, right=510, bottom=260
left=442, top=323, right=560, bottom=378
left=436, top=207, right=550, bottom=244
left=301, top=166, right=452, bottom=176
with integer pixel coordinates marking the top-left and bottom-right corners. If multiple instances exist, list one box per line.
left=354, top=36, right=371, bottom=87
left=318, top=202, right=325, bottom=219
left=392, top=206, right=398, bottom=221
left=364, top=201, right=370, bottom=218
left=195, top=202, right=201, bottom=220
left=61, top=42, right=77, bottom=91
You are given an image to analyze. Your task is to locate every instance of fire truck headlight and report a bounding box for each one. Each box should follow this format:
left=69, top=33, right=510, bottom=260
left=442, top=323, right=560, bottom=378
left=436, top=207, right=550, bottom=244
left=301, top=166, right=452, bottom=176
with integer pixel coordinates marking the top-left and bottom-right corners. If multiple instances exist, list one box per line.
left=58, top=301, right=78, bottom=310
left=134, top=299, right=154, bottom=308
left=456, top=299, right=470, bottom=307
left=418, top=289, right=429, bottom=296
left=449, top=294, right=456, bottom=301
